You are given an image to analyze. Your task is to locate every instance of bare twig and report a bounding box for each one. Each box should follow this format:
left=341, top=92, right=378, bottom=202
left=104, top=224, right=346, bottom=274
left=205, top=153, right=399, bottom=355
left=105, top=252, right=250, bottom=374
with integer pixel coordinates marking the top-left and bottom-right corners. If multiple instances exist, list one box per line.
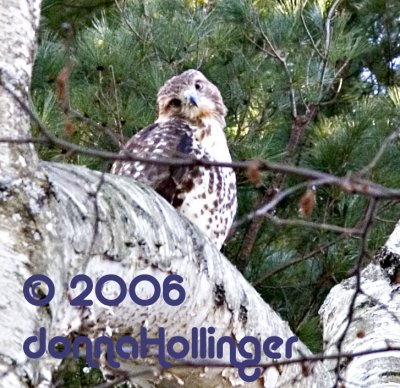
left=237, top=106, right=318, bottom=266
left=2, top=79, right=400, bottom=203
left=332, top=197, right=378, bottom=386
left=252, top=200, right=396, bottom=286
left=264, top=213, right=362, bottom=235
left=254, top=17, right=297, bottom=118
left=67, top=107, right=123, bottom=147
left=114, top=0, right=144, bottom=42
left=319, top=0, right=341, bottom=98
left=253, top=239, right=339, bottom=286
left=138, top=345, right=400, bottom=370
left=300, top=0, right=324, bottom=59
left=236, top=177, right=331, bottom=227
left=359, top=127, right=400, bottom=176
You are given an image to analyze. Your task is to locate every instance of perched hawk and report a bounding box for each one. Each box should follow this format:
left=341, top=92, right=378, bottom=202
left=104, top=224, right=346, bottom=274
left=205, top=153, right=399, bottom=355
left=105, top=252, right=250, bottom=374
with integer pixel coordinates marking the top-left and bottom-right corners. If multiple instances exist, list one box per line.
left=111, top=70, right=237, bottom=249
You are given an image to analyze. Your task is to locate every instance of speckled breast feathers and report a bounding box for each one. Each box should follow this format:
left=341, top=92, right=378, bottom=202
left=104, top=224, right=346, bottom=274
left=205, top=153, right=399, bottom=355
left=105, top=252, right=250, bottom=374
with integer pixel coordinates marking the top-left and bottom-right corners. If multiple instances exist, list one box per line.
left=111, top=69, right=237, bottom=249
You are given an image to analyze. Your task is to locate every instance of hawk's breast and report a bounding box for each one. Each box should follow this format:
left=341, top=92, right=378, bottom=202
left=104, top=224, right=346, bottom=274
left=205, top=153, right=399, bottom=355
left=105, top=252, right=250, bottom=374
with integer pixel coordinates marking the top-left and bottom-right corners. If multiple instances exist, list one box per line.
left=111, top=118, right=237, bottom=249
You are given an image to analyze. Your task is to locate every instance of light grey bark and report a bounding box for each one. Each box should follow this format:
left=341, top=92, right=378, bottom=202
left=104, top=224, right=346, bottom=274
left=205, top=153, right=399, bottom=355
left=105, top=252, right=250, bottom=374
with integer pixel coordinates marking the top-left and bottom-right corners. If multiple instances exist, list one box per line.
left=0, top=0, right=40, bottom=176
left=0, top=1, right=333, bottom=387
left=26, top=162, right=334, bottom=387
left=0, top=1, right=47, bottom=387
left=0, top=156, right=335, bottom=388
left=1, top=0, right=396, bottom=387
left=319, top=225, right=400, bottom=387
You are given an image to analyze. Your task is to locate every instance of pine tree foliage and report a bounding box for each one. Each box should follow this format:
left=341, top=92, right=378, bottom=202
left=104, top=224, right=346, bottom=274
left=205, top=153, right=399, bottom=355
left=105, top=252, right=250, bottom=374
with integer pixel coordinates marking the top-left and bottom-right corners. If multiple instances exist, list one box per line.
left=32, top=0, right=400, bottom=372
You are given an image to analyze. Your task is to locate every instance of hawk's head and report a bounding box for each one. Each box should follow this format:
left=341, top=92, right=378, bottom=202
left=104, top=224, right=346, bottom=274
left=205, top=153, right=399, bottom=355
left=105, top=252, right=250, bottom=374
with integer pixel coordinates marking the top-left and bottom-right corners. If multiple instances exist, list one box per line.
left=156, top=69, right=227, bottom=127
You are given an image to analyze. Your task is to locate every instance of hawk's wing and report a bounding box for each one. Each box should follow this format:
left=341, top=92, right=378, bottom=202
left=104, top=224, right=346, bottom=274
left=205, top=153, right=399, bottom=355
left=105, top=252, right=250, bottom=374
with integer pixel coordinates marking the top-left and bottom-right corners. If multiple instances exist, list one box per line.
left=111, top=119, right=202, bottom=208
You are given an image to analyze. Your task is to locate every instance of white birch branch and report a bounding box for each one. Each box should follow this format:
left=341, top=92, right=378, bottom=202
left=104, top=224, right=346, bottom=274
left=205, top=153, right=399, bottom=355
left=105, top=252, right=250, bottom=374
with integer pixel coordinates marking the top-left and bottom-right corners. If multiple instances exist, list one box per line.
left=2, top=1, right=396, bottom=387
left=320, top=223, right=400, bottom=387
left=0, top=0, right=332, bottom=385
left=0, top=1, right=45, bottom=387
left=33, top=161, right=333, bottom=387
left=0, top=0, right=40, bottom=176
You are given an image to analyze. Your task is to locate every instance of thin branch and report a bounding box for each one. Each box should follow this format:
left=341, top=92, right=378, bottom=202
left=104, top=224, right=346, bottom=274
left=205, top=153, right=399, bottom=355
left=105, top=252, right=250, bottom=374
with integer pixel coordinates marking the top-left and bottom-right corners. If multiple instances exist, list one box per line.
left=300, top=0, right=324, bottom=59
left=264, top=213, right=362, bottom=235
left=319, top=0, right=341, bottom=99
left=143, top=345, right=400, bottom=370
left=67, top=107, right=123, bottom=147
left=359, top=127, right=400, bottom=176
left=253, top=239, right=338, bottom=286
left=63, top=1, right=114, bottom=10
left=96, top=345, right=400, bottom=386
left=114, top=0, right=144, bottom=42
left=236, top=177, right=332, bottom=227
left=109, top=64, right=123, bottom=138
left=0, top=136, right=50, bottom=145
left=323, top=0, right=341, bottom=58
left=2, top=81, right=400, bottom=202
left=252, top=200, right=396, bottom=286
left=84, top=171, right=107, bottom=272
left=253, top=17, right=297, bottom=118
left=333, top=197, right=378, bottom=386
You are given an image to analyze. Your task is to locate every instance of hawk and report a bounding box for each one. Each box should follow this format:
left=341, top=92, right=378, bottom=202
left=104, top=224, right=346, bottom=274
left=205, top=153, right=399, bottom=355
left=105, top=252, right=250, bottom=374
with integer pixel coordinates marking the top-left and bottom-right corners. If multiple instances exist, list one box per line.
left=111, top=69, right=237, bottom=249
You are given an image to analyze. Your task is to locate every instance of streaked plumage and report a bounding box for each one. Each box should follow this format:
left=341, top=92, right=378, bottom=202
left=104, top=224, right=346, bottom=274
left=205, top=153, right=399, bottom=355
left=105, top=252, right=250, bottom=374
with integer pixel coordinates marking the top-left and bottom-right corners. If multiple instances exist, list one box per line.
left=111, top=69, right=237, bottom=249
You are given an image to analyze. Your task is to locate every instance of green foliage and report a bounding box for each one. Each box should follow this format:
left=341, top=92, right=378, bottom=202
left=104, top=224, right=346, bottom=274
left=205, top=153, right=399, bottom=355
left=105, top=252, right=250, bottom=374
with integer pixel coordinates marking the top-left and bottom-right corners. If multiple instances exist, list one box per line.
left=55, top=357, right=104, bottom=387
left=33, top=0, right=400, bottom=376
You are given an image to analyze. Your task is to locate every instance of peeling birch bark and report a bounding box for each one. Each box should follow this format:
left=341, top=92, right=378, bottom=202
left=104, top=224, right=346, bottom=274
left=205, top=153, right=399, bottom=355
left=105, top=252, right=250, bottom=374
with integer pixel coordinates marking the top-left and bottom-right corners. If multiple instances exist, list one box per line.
left=35, top=162, right=333, bottom=387
left=1, top=0, right=395, bottom=387
left=1, top=159, right=335, bottom=387
left=0, top=0, right=332, bottom=386
left=320, top=224, right=400, bottom=387
left=0, top=0, right=40, bottom=177
left=0, top=1, right=46, bottom=387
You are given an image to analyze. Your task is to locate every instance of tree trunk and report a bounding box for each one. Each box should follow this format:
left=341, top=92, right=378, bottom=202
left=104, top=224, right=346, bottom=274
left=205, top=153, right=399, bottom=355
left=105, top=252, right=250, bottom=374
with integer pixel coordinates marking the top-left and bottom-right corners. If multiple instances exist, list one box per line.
left=0, top=1, right=46, bottom=386
left=0, top=1, right=397, bottom=387
left=1, top=157, right=335, bottom=387
left=0, top=1, right=333, bottom=385
left=320, top=224, right=400, bottom=387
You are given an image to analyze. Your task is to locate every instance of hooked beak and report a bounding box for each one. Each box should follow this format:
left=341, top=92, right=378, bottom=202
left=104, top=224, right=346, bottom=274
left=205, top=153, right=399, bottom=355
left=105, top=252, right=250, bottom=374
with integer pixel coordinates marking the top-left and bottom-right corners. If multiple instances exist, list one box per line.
left=184, top=90, right=199, bottom=107
left=189, top=95, right=198, bottom=107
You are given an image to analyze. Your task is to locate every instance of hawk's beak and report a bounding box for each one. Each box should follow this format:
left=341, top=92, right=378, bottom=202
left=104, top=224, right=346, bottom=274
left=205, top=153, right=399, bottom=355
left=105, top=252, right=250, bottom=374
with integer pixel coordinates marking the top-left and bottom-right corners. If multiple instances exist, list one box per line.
left=184, top=90, right=199, bottom=107
left=189, top=95, right=198, bottom=107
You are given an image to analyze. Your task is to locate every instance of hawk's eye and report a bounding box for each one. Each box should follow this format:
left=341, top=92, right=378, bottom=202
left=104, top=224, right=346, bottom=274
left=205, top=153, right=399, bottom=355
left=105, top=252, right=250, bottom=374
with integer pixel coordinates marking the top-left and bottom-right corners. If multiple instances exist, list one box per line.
left=195, top=81, right=203, bottom=91
left=170, top=98, right=181, bottom=108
